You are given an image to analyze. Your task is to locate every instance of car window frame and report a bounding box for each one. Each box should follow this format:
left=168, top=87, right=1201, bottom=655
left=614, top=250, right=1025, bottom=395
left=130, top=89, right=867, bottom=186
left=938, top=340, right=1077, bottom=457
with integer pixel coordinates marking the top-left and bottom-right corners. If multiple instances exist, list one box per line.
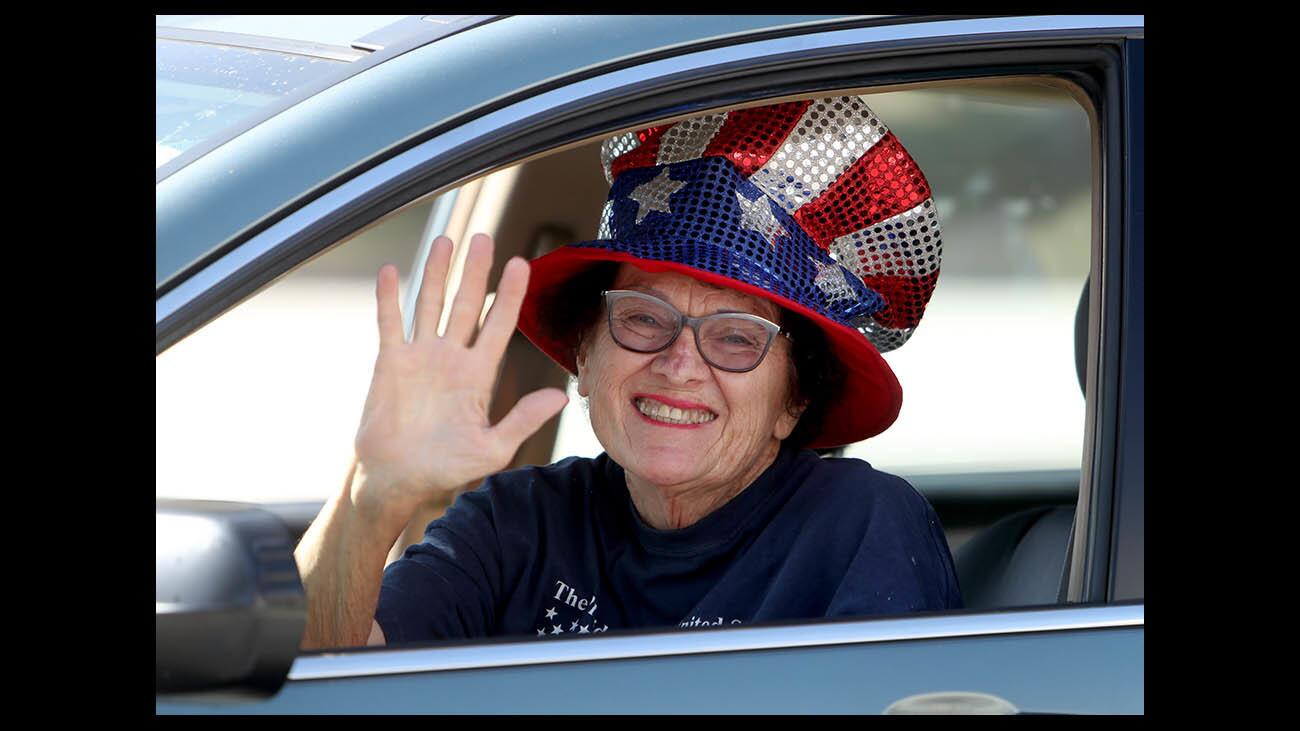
left=289, top=602, right=1144, bottom=680
left=155, top=15, right=1142, bottom=677
left=1105, top=37, right=1143, bottom=602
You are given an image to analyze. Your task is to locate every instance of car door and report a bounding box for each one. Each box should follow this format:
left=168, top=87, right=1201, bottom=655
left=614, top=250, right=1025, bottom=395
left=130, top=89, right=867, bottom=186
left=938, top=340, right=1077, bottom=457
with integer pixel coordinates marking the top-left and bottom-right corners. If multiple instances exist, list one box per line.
left=157, top=15, right=1143, bottom=714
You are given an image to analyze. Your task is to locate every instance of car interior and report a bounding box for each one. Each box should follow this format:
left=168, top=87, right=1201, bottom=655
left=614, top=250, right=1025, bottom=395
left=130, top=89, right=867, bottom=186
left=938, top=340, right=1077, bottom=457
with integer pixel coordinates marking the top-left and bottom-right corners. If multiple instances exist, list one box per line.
left=201, top=79, right=1094, bottom=627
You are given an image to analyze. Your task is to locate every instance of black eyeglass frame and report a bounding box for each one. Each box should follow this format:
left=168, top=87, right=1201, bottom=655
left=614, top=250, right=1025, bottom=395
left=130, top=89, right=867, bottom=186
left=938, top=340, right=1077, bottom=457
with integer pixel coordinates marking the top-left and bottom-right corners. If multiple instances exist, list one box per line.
left=601, top=289, right=792, bottom=373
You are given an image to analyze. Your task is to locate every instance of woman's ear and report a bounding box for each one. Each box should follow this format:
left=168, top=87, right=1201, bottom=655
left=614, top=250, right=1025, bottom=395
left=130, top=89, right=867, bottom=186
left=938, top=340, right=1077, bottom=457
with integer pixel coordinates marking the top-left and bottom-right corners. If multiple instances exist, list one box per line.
left=775, top=398, right=806, bottom=441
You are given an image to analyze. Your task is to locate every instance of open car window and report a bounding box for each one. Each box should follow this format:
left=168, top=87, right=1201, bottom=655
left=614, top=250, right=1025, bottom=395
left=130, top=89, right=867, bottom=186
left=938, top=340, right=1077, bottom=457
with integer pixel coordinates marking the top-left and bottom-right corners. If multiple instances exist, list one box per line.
left=157, top=76, right=1094, bottom=612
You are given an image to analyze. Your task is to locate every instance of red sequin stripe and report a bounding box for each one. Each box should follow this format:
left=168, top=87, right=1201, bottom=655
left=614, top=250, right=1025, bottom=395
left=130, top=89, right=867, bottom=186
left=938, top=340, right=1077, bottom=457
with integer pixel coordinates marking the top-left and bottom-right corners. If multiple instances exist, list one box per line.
left=610, top=126, right=670, bottom=180
left=863, top=271, right=939, bottom=329
left=793, top=133, right=931, bottom=249
left=702, top=100, right=813, bottom=177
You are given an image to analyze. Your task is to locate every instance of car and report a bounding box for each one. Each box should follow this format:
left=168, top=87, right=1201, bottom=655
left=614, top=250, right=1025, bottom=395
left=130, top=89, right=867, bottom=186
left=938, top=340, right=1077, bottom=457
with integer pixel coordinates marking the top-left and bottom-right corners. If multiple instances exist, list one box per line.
left=156, top=14, right=1144, bottom=714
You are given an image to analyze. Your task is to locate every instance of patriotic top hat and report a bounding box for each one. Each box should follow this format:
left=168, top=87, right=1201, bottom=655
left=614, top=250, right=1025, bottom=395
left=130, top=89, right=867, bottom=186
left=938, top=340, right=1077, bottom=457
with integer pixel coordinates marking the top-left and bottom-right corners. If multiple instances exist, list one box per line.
left=517, top=96, right=943, bottom=448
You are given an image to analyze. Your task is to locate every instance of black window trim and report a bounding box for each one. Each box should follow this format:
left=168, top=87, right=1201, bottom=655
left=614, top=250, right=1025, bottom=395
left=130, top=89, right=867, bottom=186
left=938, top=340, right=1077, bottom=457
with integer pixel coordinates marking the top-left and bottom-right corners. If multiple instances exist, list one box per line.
left=1106, top=37, right=1143, bottom=602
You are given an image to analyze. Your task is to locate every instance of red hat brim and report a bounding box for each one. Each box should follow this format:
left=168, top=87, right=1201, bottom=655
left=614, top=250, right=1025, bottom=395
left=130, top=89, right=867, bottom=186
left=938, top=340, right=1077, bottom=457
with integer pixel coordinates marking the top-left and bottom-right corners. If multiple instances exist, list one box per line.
left=518, top=246, right=902, bottom=449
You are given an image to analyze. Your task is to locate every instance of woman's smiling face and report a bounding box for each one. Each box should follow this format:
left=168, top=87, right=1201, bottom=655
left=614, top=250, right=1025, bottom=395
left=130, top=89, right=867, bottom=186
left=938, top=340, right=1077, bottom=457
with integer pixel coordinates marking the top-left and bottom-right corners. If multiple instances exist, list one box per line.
left=576, top=264, right=800, bottom=492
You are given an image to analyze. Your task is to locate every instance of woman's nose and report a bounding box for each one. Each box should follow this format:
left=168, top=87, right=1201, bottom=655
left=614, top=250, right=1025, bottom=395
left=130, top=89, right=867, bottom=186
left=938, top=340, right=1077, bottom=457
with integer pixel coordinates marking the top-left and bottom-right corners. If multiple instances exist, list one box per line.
left=651, top=326, right=708, bottom=381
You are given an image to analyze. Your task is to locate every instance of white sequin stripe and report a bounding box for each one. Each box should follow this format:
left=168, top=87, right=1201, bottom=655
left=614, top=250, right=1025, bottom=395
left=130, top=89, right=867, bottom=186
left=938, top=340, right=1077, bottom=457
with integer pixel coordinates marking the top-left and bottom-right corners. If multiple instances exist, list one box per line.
left=828, top=199, right=943, bottom=280
left=748, top=96, right=890, bottom=215
left=856, top=319, right=914, bottom=354
left=600, top=132, right=642, bottom=184
left=654, top=112, right=728, bottom=167
left=596, top=200, right=615, bottom=238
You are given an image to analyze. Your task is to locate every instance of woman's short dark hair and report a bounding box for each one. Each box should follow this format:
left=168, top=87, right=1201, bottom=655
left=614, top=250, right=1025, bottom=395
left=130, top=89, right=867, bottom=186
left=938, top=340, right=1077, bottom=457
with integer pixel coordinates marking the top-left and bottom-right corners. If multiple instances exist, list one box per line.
left=779, top=309, right=843, bottom=451
left=532, top=262, right=845, bottom=451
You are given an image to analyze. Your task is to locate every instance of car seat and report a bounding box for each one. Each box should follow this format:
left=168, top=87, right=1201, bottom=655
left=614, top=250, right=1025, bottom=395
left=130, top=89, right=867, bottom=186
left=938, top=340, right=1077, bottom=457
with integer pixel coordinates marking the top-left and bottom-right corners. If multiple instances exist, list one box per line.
left=951, top=278, right=1088, bottom=610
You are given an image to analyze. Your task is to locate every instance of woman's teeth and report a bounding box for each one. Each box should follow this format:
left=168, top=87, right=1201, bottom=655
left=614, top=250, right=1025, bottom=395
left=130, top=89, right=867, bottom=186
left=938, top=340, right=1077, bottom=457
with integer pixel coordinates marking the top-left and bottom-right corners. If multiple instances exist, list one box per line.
left=635, top=398, right=717, bottom=425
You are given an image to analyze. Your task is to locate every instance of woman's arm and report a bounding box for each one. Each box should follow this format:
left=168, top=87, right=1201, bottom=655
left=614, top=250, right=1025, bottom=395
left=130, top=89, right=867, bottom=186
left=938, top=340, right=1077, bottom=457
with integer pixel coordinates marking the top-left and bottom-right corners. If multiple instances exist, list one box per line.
left=295, top=460, right=409, bottom=649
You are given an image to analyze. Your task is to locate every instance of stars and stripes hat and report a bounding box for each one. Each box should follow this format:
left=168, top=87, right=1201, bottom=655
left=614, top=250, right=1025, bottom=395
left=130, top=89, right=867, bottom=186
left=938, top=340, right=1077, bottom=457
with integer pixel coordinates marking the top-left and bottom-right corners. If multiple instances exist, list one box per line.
left=518, top=96, right=943, bottom=448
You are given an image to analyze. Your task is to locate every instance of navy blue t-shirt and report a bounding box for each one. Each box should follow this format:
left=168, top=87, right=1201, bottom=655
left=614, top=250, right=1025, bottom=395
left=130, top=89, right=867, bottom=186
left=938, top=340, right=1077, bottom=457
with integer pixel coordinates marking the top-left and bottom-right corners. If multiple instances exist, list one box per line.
left=375, top=445, right=961, bottom=642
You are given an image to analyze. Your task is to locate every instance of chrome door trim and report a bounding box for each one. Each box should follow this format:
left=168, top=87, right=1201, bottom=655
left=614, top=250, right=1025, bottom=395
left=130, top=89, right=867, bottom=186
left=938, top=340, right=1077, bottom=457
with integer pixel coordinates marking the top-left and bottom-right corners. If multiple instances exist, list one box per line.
left=289, top=603, right=1143, bottom=681
left=156, top=14, right=1142, bottom=331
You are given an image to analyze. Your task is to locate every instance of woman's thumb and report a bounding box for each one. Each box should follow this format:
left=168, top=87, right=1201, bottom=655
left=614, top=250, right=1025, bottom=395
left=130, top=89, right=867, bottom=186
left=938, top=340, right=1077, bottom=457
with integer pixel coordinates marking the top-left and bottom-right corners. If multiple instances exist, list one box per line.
left=493, top=388, right=569, bottom=447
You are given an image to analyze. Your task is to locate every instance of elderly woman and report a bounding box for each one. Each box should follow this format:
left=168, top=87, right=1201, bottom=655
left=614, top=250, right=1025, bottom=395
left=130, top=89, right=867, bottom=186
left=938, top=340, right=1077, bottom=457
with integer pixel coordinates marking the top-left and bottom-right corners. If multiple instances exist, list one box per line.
left=296, top=97, right=961, bottom=649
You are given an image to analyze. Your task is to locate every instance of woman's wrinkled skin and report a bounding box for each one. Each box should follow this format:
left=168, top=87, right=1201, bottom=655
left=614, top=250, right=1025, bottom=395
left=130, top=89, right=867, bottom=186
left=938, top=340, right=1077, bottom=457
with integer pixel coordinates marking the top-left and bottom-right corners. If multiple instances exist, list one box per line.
left=576, top=264, right=803, bottom=530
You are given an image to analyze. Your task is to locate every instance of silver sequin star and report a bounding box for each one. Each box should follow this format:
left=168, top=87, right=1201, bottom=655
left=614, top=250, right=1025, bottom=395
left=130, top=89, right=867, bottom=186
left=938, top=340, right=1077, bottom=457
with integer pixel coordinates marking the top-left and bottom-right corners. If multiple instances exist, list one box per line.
left=627, top=168, right=686, bottom=225
left=809, top=256, right=859, bottom=307
left=736, top=191, right=789, bottom=248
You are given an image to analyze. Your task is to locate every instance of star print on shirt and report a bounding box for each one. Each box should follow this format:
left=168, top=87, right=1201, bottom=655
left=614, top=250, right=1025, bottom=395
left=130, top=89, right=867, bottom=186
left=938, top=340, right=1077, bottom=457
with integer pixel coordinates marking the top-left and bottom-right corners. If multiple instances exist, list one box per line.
left=627, top=168, right=687, bottom=225
left=578, top=625, right=590, bottom=633
left=551, top=625, right=564, bottom=635
left=537, top=628, right=546, bottom=636
left=735, top=191, right=789, bottom=249
left=570, top=620, right=580, bottom=631
left=544, top=607, right=557, bottom=620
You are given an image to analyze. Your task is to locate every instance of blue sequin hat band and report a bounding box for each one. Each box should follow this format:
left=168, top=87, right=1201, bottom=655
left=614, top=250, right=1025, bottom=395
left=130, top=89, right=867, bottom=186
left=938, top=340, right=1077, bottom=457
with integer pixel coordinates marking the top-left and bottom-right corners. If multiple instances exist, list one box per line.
left=585, top=156, right=888, bottom=331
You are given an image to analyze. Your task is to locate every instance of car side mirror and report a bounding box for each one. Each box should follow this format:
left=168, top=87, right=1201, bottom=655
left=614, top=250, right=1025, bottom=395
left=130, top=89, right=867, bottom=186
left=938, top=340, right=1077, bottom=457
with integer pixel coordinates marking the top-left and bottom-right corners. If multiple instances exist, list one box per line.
left=156, top=500, right=306, bottom=696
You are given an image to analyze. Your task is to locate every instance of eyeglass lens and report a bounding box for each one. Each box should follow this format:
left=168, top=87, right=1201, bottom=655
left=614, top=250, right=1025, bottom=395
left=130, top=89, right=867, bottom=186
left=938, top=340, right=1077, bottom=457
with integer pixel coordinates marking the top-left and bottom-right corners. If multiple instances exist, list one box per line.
left=607, top=293, right=774, bottom=371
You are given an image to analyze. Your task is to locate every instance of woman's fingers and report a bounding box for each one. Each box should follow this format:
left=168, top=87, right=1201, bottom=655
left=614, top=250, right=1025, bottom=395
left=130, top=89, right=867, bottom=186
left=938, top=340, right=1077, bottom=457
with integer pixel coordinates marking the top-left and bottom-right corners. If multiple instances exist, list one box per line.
left=443, top=233, right=495, bottom=345
left=475, top=256, right=530, bottom=364
left=360, top=233, right=567, bottom=501
left=411, top=236, right=454, bottom=342
left=493, top=387, right=569, bottom=449
left=375, top=264, right=405, bottom=347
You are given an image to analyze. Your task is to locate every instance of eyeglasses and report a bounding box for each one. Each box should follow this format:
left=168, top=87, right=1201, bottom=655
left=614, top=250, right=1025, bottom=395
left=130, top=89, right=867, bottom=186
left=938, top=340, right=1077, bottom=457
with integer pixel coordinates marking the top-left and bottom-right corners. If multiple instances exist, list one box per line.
left=602, top=289, right=790, bottom=373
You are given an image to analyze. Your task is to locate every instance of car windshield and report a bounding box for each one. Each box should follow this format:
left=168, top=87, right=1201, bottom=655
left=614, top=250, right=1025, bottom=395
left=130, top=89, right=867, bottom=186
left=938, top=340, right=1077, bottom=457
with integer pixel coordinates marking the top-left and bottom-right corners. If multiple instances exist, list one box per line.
left=156, top=38, right=345, bottom=167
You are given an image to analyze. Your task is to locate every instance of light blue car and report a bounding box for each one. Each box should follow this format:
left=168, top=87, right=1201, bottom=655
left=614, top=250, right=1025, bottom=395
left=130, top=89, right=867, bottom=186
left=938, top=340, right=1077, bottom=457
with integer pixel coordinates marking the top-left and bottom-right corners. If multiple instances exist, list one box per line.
left=156, top=14, right=1144, bottom=714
